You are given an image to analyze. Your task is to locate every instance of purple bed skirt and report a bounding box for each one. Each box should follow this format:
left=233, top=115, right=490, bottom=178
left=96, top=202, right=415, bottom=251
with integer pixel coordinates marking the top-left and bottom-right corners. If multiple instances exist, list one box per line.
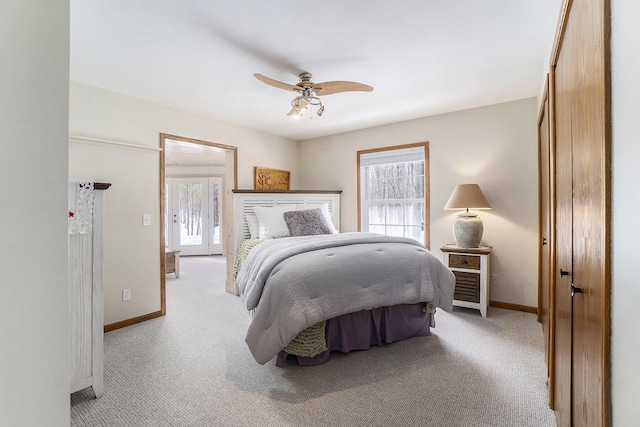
left=276, top=303, right=434, bottom=367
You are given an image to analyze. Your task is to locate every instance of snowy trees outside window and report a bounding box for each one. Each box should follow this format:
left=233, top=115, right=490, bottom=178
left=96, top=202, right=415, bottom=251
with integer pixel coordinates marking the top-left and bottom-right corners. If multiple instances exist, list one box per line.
left=359, top=144, right=428, bottom=244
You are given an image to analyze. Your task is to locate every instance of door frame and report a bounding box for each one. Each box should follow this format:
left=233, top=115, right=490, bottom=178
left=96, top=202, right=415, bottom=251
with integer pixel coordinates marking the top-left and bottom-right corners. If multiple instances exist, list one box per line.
left=537, top=74, right=555, bottom=407
left=159, top=133, right=237, bottom=315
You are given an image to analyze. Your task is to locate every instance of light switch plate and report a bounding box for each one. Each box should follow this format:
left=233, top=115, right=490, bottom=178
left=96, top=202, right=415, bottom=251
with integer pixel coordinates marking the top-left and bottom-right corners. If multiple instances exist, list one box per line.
left=143, top=213, right=151, bottom=226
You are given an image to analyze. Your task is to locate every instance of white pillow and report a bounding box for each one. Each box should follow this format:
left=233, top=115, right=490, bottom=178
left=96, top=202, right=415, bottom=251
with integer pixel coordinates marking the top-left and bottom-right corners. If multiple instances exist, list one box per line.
left=296, top=203, right=339, bottom=234
left=245, top=214, right=259, bottom=239
left=253, top=205, right=296, bottom=239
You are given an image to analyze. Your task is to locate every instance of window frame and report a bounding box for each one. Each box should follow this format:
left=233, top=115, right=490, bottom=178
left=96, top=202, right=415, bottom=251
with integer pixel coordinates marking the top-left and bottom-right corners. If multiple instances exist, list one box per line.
left=357, top=142, right=430, bottom=248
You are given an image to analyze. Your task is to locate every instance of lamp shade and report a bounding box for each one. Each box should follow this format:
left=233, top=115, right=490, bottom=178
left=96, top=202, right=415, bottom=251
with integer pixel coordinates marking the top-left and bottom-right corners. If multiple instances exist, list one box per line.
left=444, top=184, right=491, bottom=248
left=444, top=184, right=492, bottom=210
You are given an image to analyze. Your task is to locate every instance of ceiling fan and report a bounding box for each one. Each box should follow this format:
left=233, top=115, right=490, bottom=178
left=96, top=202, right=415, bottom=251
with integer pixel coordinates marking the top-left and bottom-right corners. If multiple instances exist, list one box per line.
left=253, top=72, right=373, bottom=119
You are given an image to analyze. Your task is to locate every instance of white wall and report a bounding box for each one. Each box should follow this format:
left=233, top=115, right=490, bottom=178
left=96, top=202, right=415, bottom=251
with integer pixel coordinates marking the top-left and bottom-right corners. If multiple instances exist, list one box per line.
left=0, top=1, right=70, bottom=425
left=166, top=165, right=227, bottom=177
left=300, top=98, right=539, bottom=308
left=69, top=82, right=299, bottom=325
left=611, top=2, right=640, bottom=424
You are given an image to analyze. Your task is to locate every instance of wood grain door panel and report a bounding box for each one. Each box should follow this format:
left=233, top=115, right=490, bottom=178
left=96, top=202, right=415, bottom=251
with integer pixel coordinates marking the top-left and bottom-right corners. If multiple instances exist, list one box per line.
left=567, top=1, right=610, bottom=425
left=553, top=47, right=574, bottom=427
left=550, top=0, right=611, bottom=426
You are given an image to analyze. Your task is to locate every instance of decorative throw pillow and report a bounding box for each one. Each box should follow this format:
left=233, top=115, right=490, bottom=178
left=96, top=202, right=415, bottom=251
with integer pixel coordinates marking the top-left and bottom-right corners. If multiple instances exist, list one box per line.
left=295, top=203, right=339, bottom=234
left=253, top=205, right=296, bottom=239
left=284, top=208, right=333, bottom=236
left=245, top=214, right=259, bottom=239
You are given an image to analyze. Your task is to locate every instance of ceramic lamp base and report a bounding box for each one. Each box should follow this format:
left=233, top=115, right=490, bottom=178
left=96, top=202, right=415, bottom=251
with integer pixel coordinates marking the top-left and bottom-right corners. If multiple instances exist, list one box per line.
left=453, top=212, right=483, bottom=248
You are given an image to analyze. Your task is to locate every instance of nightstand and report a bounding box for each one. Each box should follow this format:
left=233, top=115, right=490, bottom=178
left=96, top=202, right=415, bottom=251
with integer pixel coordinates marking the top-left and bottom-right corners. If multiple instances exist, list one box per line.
left=440, top=245, right=492, bottom=317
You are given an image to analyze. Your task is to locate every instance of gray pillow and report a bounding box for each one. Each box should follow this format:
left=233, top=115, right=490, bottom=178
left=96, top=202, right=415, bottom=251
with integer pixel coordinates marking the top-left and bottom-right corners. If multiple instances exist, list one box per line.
left=283, top=208, right=333, bottom=236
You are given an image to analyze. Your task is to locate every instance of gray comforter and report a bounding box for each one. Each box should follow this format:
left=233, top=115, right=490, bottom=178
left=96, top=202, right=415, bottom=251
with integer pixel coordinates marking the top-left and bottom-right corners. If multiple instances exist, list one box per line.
left=235, top=232, right=455, bottom=364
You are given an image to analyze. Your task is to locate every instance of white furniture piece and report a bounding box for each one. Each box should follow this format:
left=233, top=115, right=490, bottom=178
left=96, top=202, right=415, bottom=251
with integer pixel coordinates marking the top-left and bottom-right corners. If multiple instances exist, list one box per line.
left=69, top=183, right=110, bottom=398
left=232, top=190, right=342, bottom=251
left=440, top=244, right=492, bottom=317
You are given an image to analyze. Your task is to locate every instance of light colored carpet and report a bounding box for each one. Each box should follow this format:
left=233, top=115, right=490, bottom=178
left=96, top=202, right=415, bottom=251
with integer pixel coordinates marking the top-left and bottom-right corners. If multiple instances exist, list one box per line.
left=71, top=256, right=556, bottom=427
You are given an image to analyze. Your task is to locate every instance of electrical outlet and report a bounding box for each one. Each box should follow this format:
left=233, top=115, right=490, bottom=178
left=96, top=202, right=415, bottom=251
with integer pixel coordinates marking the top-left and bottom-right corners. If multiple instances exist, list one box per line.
left=122, top=289, right=131, bottom=301
left=492, top=274, right=499, bottom=286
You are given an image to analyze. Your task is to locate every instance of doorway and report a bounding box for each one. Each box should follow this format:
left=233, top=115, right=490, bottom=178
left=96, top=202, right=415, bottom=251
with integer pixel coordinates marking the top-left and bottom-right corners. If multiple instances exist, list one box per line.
left=166, top=177, right=223, bottom=255
left=159, top=133, right=237, bottom=315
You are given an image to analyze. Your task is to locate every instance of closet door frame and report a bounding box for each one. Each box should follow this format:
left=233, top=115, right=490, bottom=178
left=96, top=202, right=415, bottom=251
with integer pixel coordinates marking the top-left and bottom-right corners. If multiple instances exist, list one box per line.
left=537, top=74, right=555, bottom=408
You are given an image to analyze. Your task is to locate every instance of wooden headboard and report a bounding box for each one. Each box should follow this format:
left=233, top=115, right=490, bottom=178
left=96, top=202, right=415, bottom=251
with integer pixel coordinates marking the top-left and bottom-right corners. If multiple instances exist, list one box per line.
left=232, top=190, right=342, bottom=251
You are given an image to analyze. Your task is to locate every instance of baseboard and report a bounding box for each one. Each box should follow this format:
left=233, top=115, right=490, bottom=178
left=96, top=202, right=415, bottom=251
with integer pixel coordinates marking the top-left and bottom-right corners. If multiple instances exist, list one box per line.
left=489, top=300, right=538, bottom=315
left=104, top=310, right=164, bottom=333
left=104, top=303, right=535, bottom=331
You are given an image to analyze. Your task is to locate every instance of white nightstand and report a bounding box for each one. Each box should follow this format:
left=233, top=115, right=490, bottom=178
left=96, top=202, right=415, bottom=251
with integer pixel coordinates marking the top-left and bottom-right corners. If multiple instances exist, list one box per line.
left=441, top=245, right=492, bottom=317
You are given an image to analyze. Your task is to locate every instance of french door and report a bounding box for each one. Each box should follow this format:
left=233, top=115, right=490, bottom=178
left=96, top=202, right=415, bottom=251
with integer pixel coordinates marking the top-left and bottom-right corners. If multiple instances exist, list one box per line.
left=165, top=177, right=222, bottom=255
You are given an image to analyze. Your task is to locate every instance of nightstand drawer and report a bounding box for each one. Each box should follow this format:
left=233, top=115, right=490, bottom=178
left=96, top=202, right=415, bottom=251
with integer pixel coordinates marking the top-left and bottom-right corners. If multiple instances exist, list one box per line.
left=453, top=271, right=480, bottom=303
left=448, top=254, right=481, bottom=270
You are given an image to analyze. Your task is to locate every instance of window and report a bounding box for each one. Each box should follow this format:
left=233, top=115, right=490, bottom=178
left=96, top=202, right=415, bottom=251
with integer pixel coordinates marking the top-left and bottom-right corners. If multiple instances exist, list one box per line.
left=358, top=143, right=429, bottom=246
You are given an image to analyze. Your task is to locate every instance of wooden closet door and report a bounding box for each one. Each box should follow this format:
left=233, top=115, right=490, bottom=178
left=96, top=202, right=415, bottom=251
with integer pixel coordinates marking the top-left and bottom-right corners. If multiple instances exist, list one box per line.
left=551, top=0, right=611, bottom=425
left=567, top=0, right=610, bottom=425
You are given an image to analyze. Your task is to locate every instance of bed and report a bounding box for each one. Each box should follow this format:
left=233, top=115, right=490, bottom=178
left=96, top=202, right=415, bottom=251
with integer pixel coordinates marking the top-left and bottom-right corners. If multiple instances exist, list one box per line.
left=232, top=190, right=455, bottom=366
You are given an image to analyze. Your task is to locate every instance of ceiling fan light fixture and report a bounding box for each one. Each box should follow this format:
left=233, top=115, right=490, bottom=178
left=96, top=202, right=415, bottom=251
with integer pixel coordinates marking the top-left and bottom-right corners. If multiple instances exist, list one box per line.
left=292, top=105, right=305, bottom=119
left=291, top=94, right=322, bottom=119
left=255, top=72, right=372, bottom=119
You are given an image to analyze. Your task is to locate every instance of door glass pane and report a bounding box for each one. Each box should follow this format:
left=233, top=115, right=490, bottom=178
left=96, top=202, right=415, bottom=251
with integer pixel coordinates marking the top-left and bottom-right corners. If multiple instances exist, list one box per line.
left=179, top=183, right=203, bottom=246
left=211, top=181, right=221, bottom=245
left=164, top=182, right=170, bottom=247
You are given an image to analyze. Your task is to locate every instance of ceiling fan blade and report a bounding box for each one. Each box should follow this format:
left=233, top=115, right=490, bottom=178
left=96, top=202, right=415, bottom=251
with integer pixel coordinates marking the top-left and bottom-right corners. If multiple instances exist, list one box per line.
left=312, top=81, right=373, bottom=96
left=287, top=99, right=309, bottom=116
left=254, top=73, right=300, bottom=92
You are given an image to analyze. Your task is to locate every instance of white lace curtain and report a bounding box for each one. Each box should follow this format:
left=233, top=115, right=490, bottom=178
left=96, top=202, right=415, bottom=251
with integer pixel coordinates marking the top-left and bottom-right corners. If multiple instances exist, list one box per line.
left=68, top=182, right=94, bottom=235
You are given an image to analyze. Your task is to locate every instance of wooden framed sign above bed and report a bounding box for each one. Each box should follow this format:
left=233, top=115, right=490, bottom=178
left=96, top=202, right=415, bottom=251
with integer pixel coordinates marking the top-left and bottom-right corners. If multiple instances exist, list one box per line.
left=254, top=166, right=290, bottom=190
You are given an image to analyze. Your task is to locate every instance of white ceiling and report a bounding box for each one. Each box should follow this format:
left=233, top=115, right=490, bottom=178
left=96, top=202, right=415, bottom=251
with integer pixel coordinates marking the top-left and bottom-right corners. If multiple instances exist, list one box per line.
left=70, top=0, right=557, bottom=142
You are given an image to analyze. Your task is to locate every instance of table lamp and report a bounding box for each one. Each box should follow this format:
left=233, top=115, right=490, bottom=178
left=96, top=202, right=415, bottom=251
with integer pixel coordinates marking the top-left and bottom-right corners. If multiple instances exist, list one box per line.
left=444, top=184, right=492, bottom=248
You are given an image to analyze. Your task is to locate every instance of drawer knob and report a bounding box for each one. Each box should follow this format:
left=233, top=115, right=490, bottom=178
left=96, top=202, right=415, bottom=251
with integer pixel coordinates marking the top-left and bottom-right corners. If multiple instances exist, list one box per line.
left=460, top=259, right=468, bottom=265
